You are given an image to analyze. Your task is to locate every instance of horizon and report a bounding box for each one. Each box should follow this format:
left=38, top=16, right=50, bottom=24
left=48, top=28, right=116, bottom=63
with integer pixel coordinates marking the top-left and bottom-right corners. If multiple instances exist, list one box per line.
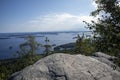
left=0, top=30, right=92, bottom=34
left=0, top=0, right=97, bottom=33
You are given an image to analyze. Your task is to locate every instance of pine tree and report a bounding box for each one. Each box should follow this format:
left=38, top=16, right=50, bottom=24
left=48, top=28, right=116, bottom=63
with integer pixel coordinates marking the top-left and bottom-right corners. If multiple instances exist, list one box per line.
left=18, top=36, right=41, bottom=56
left=44, top=37, right=52, bottom=56
left=17, top=35, right=41, bottom=63
left=84, top=0, right=120, bottom=56
left=74, top=34, right=84, bottom=54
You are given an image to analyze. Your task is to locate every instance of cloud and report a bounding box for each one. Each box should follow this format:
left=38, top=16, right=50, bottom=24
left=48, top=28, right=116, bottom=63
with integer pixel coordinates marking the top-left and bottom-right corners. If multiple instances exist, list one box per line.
left=10, top=13, right=97, bottom=32
left=92, top=0, right=97, bottom=8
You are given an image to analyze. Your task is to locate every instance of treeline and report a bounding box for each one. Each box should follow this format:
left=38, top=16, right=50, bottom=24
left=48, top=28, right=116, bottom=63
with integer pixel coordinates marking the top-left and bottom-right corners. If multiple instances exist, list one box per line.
left=0, top=36, right=53, bottom=80
left=54, top=0, right=120, bottom=66
left=0, top=34, right=95, bottom=80
left=83, top=0, right=120, bottom=66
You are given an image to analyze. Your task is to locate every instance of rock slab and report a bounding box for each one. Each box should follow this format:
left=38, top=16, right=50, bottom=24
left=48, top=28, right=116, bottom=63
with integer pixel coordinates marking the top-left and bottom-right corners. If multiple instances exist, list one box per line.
left=92, top=52, right=120, bottom=72
left=8, top=53, right=120, bottom=80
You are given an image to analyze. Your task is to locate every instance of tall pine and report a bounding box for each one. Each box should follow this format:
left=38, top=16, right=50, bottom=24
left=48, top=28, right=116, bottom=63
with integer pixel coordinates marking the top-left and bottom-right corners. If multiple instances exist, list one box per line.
left=85, top=0, right=120, bottom=56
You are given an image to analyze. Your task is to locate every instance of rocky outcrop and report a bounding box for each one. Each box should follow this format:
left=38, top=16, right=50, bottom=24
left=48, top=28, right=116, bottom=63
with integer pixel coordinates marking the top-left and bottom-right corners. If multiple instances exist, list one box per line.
left=92, top=52, right=120, bottom=72
left=92, top=52, right=116, bottom=60
left=8, top=53, right=120, bottom=80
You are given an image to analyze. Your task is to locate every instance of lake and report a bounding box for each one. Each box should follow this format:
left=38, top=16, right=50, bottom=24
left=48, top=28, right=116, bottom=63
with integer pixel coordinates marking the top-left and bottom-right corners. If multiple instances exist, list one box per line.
left=0, top=31, right=92, bottom=59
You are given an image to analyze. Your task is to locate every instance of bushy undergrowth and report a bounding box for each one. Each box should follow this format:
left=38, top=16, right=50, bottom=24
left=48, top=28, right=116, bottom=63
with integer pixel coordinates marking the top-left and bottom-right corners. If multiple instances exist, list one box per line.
left=0, top=54, right=43, bottom=80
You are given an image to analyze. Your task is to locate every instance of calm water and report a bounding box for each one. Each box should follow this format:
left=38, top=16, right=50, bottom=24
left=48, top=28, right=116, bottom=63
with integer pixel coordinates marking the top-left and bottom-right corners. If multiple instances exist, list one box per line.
left=0, top=31, right=91, bottom=59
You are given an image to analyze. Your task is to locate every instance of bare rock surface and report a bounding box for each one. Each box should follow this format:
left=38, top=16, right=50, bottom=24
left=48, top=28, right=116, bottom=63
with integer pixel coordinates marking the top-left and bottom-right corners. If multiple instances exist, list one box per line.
left=92, top=52, right=120, bottom=72
left=8, top=53, right=120, bottom=80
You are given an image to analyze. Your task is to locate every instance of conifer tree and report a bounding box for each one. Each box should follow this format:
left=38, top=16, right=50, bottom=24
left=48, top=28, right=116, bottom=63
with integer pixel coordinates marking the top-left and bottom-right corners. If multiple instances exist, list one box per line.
left=44, top=37, right=52, bottom=56
left=84, top=0, right=120, bottom=56
left=17, top=35, right=41, bottom=64
left=74, top=34, right=84, bottom=54
left=18, top=36, right=41, bottom=56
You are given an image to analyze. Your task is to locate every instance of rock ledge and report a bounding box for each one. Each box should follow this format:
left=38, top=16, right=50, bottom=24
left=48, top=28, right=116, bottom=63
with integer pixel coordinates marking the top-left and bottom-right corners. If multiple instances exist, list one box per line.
left=9, top=53, right=120, bottom=80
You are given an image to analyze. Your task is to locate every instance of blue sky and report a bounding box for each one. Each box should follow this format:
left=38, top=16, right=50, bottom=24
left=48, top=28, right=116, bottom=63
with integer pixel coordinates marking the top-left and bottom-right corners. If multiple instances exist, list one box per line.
left=0, top=0, right=97, bottom=33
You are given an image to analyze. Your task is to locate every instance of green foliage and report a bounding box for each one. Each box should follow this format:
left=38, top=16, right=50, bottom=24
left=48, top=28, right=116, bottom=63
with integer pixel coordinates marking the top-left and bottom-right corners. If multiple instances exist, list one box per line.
left=83, top=0, right=120, bottom=66
left=0, top=35, right=43, bottom=80
left=74, top=34, right=95, bottom=55
left=0, top=54, right=43, bottom=80
left=43, top=37, right=53, bottom=56
left=54, top=48, right=74, bottom=54
left=54, top=43, right=75, bottom=54
left=84, top=0, right=120, bottom=56
left=0, top=36, right=55, bottom=80
left=74, top=34, right=84, bottom=54
left=17, top=36, right=41, bottom=57
left=16, top=35, right=43, bottom=67
left=81, top=39, right=95, bottom=56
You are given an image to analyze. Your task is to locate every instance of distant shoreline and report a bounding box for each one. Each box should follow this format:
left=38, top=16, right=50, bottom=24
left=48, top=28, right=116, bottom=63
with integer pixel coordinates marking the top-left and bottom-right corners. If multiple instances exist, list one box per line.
left=0, top=30, right=92, bottom=34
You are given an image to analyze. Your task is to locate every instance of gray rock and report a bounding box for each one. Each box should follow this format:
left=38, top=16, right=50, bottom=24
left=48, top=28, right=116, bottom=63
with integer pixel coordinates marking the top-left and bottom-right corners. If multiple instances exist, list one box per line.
left=92, top=52, right=120, bottom=72
left=8, top=53, right=120, bottom=80
left=92, top=52, right=115, bottom=60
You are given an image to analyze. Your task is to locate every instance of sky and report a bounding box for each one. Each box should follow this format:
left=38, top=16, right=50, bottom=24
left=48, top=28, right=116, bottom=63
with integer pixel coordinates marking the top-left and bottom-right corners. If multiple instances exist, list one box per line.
left=0, top=0, right=97, bottom=33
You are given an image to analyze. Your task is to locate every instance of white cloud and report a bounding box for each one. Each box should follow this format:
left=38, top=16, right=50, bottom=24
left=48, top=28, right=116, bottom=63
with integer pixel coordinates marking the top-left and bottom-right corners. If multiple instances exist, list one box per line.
left=11, top=13, right=98, bottom=32
left=92, top=0, right=97, bottom=8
